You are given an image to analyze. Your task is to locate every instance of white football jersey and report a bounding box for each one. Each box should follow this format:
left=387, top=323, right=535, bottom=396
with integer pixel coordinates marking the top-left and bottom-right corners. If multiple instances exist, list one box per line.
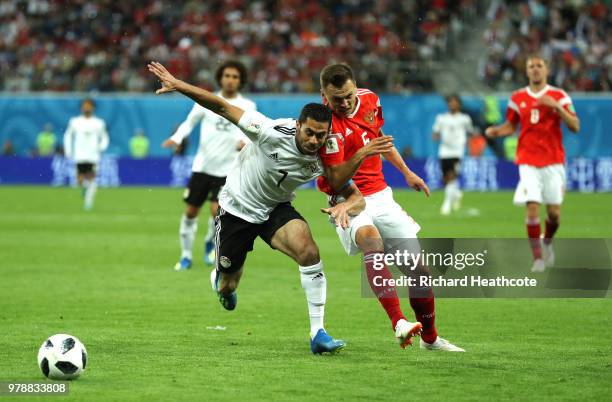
left=170, top=93, right=256, bottom=177
left=219, top=110, right=324, bottom=224
left=432, top=112, right=474, bottom=159
left=63, top=115, right=109, bottom=163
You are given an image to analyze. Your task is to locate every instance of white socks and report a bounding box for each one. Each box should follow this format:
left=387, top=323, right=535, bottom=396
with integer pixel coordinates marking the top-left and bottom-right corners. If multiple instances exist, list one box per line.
left=83, top=179, right=97, bottom=210
left=443, top=180, right=460, bottom=209
left=299, top=261, right=326, bottom=338
left=179, top=214, right=198, bottom=260
left=204, top=216, right=215, bottom=244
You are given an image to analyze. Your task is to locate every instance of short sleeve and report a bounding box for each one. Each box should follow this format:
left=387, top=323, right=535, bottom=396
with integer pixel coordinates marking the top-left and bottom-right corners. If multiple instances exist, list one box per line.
left=464, top=115, right=474, bottom=134
left=319, top=133, right=345, bottom=166
left=559, top=91, right=576, bottom=115
left=506, top=95, right=520, bottom=125
left=236, top=110, right=274, bottom=142
left=432, top=115, right=441, bottom=132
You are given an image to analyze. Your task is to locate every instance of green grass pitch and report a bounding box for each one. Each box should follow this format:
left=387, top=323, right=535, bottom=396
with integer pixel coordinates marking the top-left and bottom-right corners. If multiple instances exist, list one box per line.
left=0, top=186, right=610, bottom=401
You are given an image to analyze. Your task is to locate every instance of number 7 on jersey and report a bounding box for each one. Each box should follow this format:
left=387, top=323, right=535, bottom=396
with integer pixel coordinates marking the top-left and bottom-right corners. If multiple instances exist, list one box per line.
left=276, top=169, right=288, bottom=187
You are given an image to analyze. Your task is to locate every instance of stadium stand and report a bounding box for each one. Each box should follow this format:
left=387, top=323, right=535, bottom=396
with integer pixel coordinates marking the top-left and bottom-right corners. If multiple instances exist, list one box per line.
left=480, top=0, right=611, bottom=91
left=0, top=0, right=481, bottom=93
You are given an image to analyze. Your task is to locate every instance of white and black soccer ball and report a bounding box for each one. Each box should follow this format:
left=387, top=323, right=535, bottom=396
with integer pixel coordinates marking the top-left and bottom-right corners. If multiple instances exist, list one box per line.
left=37, top=334, right=87, bottom=380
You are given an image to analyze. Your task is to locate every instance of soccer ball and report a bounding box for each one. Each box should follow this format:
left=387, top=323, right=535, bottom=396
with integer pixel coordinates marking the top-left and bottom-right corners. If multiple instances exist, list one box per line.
left=37, top=334, right=87, bottom=380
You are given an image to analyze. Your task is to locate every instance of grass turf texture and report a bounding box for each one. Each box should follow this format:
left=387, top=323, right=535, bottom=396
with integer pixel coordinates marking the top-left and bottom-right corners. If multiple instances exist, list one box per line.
left=0, top=186, right=610, bottom=401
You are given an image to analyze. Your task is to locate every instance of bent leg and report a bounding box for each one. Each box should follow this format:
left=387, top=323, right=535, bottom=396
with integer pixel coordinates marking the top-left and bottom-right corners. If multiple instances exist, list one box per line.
left=356, top=225, right=406, bottom=329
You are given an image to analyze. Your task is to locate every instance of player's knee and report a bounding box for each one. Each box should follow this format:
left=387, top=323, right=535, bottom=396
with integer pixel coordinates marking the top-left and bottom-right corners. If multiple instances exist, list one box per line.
left=185, top=205, right=200, bottom=219
left=356, top=226, right=384, bottom=252
left=296, top=244, right=320, bottom=266
left=526, top=203, right=540, bottom=219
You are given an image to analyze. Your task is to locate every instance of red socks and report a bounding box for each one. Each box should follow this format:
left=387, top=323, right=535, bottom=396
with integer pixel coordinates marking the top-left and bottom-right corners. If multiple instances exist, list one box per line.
left=544, top=219, right=559, bottom=245
left=408, top=286, right=438, bottom=344
left=526, top=219, right=542, bottom=259
left=364, top=251, right=439, bottom=343
left=364, top=251, right=406, bottom=329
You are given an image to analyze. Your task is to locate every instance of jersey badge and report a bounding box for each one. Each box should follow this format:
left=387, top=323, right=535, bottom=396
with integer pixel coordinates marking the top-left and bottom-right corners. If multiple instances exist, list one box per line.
left=325, top=137, right=339, bottom=154
left=301, top=162, right=320, bottom=177
left=364, top=109, right=376, bottom=125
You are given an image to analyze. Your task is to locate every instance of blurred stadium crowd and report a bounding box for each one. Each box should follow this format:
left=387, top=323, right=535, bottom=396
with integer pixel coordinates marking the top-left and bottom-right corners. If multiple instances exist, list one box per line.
left=481, top=0, right=611, bottom=91
left=0, top=0, right=478, bottom=93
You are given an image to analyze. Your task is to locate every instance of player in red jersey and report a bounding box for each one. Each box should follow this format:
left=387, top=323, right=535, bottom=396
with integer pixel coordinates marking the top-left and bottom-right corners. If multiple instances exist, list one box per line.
left=486, top=55, right=580, bottom=272
left=319, top=178, right=423, bottom=348
left=318, top=63, right=464, bottom=352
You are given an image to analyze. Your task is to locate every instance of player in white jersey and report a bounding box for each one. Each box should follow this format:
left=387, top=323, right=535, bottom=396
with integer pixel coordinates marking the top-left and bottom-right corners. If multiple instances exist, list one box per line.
left=432, top=94, right=475, bottom=215
left=63, top=98, right=109, bottom=211
left=162, top=61, right=257, bottom=271
left=148, top=61, right=350, bottom=354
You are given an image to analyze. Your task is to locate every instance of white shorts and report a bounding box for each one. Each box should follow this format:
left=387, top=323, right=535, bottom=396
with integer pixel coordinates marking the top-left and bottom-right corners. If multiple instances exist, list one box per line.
left=331, top=186, right=422, bottom=256
left=331, top=211, right=374, bottom=256
left=513, top=164, right=566, bottom=206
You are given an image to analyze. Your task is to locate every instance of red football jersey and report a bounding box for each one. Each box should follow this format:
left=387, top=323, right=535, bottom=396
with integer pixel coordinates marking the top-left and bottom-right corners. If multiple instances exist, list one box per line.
left=318, top=88, right=387, bottom=196
left=506, top=85, right=576, bottom=167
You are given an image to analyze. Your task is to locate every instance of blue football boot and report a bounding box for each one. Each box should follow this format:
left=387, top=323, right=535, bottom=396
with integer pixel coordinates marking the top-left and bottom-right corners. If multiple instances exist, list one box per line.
left=174, top=257, right=192, bottom=271
left=310, top=329, right=346, bottom=354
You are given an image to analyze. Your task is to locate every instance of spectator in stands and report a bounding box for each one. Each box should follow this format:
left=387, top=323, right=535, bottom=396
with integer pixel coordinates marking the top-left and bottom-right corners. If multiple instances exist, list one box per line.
left=2, top=140, right=16, bottom=156
left=129, top=129, right=149, bottom=159
left=36, top=123, right=56, bottom=157
left=481, top=0, right=611, bottom=92
left=0, top=0, right=479, bottom=93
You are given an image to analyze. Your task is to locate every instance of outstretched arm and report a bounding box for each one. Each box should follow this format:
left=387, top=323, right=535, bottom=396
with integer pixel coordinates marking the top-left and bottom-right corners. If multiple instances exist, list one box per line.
left=148, top=61, right=244, bottom=125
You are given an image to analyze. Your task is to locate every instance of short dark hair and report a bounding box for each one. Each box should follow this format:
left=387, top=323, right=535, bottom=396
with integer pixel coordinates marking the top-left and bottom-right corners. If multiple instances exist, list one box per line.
left=298, top=103, right=332, bottom=127
left=320, top=63, right=355, bottom=88
left=215, top=60, right=248, bottom=89
left=81, top=98, right=95, bottom=108
left=445, top=94, right=461, bottom=105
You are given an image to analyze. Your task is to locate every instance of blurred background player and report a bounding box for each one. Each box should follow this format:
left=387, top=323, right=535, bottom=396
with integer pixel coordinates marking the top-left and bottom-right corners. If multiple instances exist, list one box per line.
left=129, top=129, right=149, bottom=159
left=63, top=98, right=109, bottom=211
left=162, top=61, right=256, bottom=271
left=486, top=55, right=580, bottom=272
left=36, top=123, right=57, bottom=157
left=432, top=94, right=475, bottom=215
left=318, top=63, right=463, bottom=352
left=149, top=61, right=345, bottom=354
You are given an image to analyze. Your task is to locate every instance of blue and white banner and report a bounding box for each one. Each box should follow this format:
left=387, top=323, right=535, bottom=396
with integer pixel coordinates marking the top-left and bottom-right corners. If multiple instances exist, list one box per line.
left=1, top=156, right=612, bottom=192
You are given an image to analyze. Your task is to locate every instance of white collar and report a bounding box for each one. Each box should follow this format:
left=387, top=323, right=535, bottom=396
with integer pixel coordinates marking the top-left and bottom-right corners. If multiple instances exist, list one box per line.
left=218, top=91, right=241, bottom=100
left=526, top=85, right=550, bottom=98
left=347, top=95, right=361, bottom=118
